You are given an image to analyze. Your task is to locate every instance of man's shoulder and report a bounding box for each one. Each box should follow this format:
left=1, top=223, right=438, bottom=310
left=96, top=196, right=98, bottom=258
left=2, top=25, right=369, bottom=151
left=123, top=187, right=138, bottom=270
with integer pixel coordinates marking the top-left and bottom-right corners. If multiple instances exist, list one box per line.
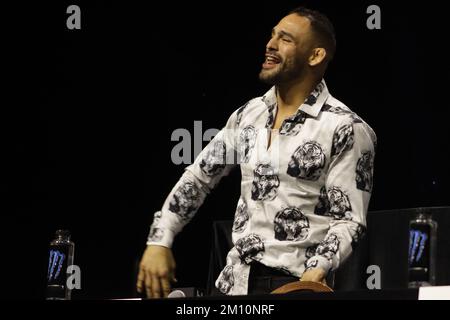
left=237, top=96, right=266, bottom=113
left=230, top=96, right=267, bottom=127
left=322, top=95, right=369, bottom=126
left=323, top=95, right=377, bottom=147
left=321, top=95, right=357, bottom=119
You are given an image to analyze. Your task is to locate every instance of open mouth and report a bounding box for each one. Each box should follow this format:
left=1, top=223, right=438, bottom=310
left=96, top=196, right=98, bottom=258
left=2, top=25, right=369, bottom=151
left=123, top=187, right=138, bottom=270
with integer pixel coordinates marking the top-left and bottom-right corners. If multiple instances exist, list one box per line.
left=262, top=54, right=281, bottom=69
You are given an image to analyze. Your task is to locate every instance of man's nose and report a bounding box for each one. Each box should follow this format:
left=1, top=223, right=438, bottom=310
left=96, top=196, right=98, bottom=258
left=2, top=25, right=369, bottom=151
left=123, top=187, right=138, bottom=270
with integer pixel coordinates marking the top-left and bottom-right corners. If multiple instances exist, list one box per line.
left=266, top=37, right=278, bottom=52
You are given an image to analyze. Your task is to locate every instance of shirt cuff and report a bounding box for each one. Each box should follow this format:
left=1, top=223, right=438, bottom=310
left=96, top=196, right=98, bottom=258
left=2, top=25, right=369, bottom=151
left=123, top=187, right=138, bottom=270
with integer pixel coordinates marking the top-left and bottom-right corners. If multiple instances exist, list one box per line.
left=146, top=227, right=176, bottom=248
left=305, top=255, right=332, bottom=275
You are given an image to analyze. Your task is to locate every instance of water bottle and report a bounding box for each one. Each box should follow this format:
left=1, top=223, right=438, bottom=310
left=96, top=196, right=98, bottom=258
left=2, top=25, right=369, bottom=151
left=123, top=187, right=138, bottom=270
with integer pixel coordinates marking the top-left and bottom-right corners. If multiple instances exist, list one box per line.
left=408, top=209, right=438, bottom=288
left=46, top=230, right=75, bottom=300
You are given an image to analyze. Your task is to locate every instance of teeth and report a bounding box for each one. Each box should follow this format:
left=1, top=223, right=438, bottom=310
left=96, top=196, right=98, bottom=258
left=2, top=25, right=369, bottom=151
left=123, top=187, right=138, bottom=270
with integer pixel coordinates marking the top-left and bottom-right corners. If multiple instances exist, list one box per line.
left=266, top=56, right=279, bottom=63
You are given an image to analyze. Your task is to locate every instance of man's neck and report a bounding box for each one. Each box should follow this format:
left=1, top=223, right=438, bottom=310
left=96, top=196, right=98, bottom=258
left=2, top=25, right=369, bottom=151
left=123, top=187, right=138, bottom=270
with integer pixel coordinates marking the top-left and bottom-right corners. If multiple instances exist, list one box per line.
left=276, top=77, right=320, bottom=113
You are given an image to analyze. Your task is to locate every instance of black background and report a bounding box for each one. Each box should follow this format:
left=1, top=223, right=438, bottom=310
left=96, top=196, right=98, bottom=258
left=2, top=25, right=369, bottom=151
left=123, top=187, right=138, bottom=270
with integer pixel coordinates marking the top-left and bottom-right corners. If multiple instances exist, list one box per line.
left=2, top=0, right=449, bottom=299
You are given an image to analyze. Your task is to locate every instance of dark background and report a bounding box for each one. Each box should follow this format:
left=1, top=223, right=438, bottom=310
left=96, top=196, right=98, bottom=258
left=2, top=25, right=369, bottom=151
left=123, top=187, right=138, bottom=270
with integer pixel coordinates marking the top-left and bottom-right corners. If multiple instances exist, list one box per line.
left=2, top=0, right=449, bottom=299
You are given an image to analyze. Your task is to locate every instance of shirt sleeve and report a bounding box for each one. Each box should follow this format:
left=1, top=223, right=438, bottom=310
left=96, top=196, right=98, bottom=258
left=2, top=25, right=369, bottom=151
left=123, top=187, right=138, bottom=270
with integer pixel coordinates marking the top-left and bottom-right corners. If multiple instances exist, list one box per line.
left=305, top=116, right=376, bottom=275
left=146, top=109, right=241, bottom=248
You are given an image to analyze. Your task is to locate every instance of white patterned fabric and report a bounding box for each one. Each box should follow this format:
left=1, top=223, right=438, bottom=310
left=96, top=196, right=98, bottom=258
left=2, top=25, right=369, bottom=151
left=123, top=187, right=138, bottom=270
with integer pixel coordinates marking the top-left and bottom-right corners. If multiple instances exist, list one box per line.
left=147, top=79, right=376, bottom=295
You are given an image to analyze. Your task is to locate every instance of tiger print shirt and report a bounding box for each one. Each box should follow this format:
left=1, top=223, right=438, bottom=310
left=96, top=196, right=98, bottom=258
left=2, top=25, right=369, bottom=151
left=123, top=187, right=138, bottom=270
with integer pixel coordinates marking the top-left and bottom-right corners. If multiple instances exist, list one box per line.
left=147, top=79, right=377, bottom=295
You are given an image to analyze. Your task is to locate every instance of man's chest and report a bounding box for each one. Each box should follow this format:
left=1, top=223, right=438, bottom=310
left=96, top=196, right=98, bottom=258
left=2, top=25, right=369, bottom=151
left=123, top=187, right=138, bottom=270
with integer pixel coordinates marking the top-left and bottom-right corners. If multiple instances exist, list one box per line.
left=240, top=115, right=333, bottom=183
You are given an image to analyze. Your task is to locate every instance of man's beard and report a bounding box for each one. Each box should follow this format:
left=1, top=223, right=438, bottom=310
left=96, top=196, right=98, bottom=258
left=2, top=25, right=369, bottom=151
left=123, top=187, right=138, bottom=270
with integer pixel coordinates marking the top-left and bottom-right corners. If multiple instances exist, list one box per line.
left=259, top=58, right=306, bottom=85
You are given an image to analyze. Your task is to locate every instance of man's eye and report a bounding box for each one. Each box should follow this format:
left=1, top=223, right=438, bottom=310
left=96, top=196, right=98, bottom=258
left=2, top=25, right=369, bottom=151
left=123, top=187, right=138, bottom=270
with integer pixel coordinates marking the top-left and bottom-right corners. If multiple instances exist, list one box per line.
left=282, top=38, right=292, bottom=43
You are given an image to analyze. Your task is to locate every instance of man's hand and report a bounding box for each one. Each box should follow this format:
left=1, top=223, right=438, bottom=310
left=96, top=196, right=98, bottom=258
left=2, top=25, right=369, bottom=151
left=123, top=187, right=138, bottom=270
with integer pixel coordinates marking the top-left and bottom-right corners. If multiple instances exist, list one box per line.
left=136, top=245, right=177, bottom=298
left=300, top=268, right=327, bottom=284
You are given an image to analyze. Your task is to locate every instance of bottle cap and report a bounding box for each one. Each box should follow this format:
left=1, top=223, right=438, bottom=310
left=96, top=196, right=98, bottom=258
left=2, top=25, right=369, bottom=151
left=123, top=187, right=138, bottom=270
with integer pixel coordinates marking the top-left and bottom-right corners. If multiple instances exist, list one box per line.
left=55, top=229, right=71, bottom=239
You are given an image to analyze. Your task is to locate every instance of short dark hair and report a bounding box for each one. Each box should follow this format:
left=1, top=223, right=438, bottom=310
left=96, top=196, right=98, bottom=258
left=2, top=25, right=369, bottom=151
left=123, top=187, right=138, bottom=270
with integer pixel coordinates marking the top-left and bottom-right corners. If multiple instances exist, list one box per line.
left=289, top=6, right=336, bottom=61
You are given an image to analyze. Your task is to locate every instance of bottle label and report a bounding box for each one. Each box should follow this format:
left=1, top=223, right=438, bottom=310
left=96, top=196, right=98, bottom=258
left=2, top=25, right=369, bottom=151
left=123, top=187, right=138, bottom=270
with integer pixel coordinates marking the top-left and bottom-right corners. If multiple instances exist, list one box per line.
left=408, top=223, right=431, bottom=282
left=47, top=245, right=69, bottom=289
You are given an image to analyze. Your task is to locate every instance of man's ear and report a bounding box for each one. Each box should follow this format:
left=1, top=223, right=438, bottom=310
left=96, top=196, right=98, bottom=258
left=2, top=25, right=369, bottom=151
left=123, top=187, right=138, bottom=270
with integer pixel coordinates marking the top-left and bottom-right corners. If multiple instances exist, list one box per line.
left=308, top=48, right=327, bottom=67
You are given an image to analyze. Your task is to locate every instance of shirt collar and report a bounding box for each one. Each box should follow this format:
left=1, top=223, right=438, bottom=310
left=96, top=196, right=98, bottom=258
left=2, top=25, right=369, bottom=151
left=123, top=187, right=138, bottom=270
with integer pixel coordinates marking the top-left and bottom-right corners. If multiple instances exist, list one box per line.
left=261, top=79, right=330, bottom=118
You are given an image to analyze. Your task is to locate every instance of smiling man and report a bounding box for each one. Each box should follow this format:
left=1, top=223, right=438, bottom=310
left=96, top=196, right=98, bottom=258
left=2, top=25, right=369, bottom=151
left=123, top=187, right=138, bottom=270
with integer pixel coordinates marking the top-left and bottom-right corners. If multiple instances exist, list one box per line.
left=137, top=7, right=376, bottom=297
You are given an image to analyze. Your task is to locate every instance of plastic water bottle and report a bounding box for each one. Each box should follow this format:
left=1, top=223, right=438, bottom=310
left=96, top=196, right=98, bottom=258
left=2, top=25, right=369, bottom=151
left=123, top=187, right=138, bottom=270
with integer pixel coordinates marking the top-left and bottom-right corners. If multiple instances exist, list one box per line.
left=46, top=230, right=75, bottom=300
left=408, top=210, right=438, bottom=288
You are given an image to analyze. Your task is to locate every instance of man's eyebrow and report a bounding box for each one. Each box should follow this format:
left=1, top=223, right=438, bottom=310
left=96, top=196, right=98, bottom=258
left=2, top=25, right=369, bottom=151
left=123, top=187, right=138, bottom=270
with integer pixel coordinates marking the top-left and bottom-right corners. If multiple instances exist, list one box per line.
left=272, top=28, right=295, bottom=40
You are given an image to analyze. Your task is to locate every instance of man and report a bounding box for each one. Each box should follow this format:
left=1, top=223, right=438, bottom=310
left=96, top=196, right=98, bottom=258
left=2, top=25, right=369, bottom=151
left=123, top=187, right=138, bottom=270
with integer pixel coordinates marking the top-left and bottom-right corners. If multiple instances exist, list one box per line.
left=137, top=6, right=376, bottom=297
